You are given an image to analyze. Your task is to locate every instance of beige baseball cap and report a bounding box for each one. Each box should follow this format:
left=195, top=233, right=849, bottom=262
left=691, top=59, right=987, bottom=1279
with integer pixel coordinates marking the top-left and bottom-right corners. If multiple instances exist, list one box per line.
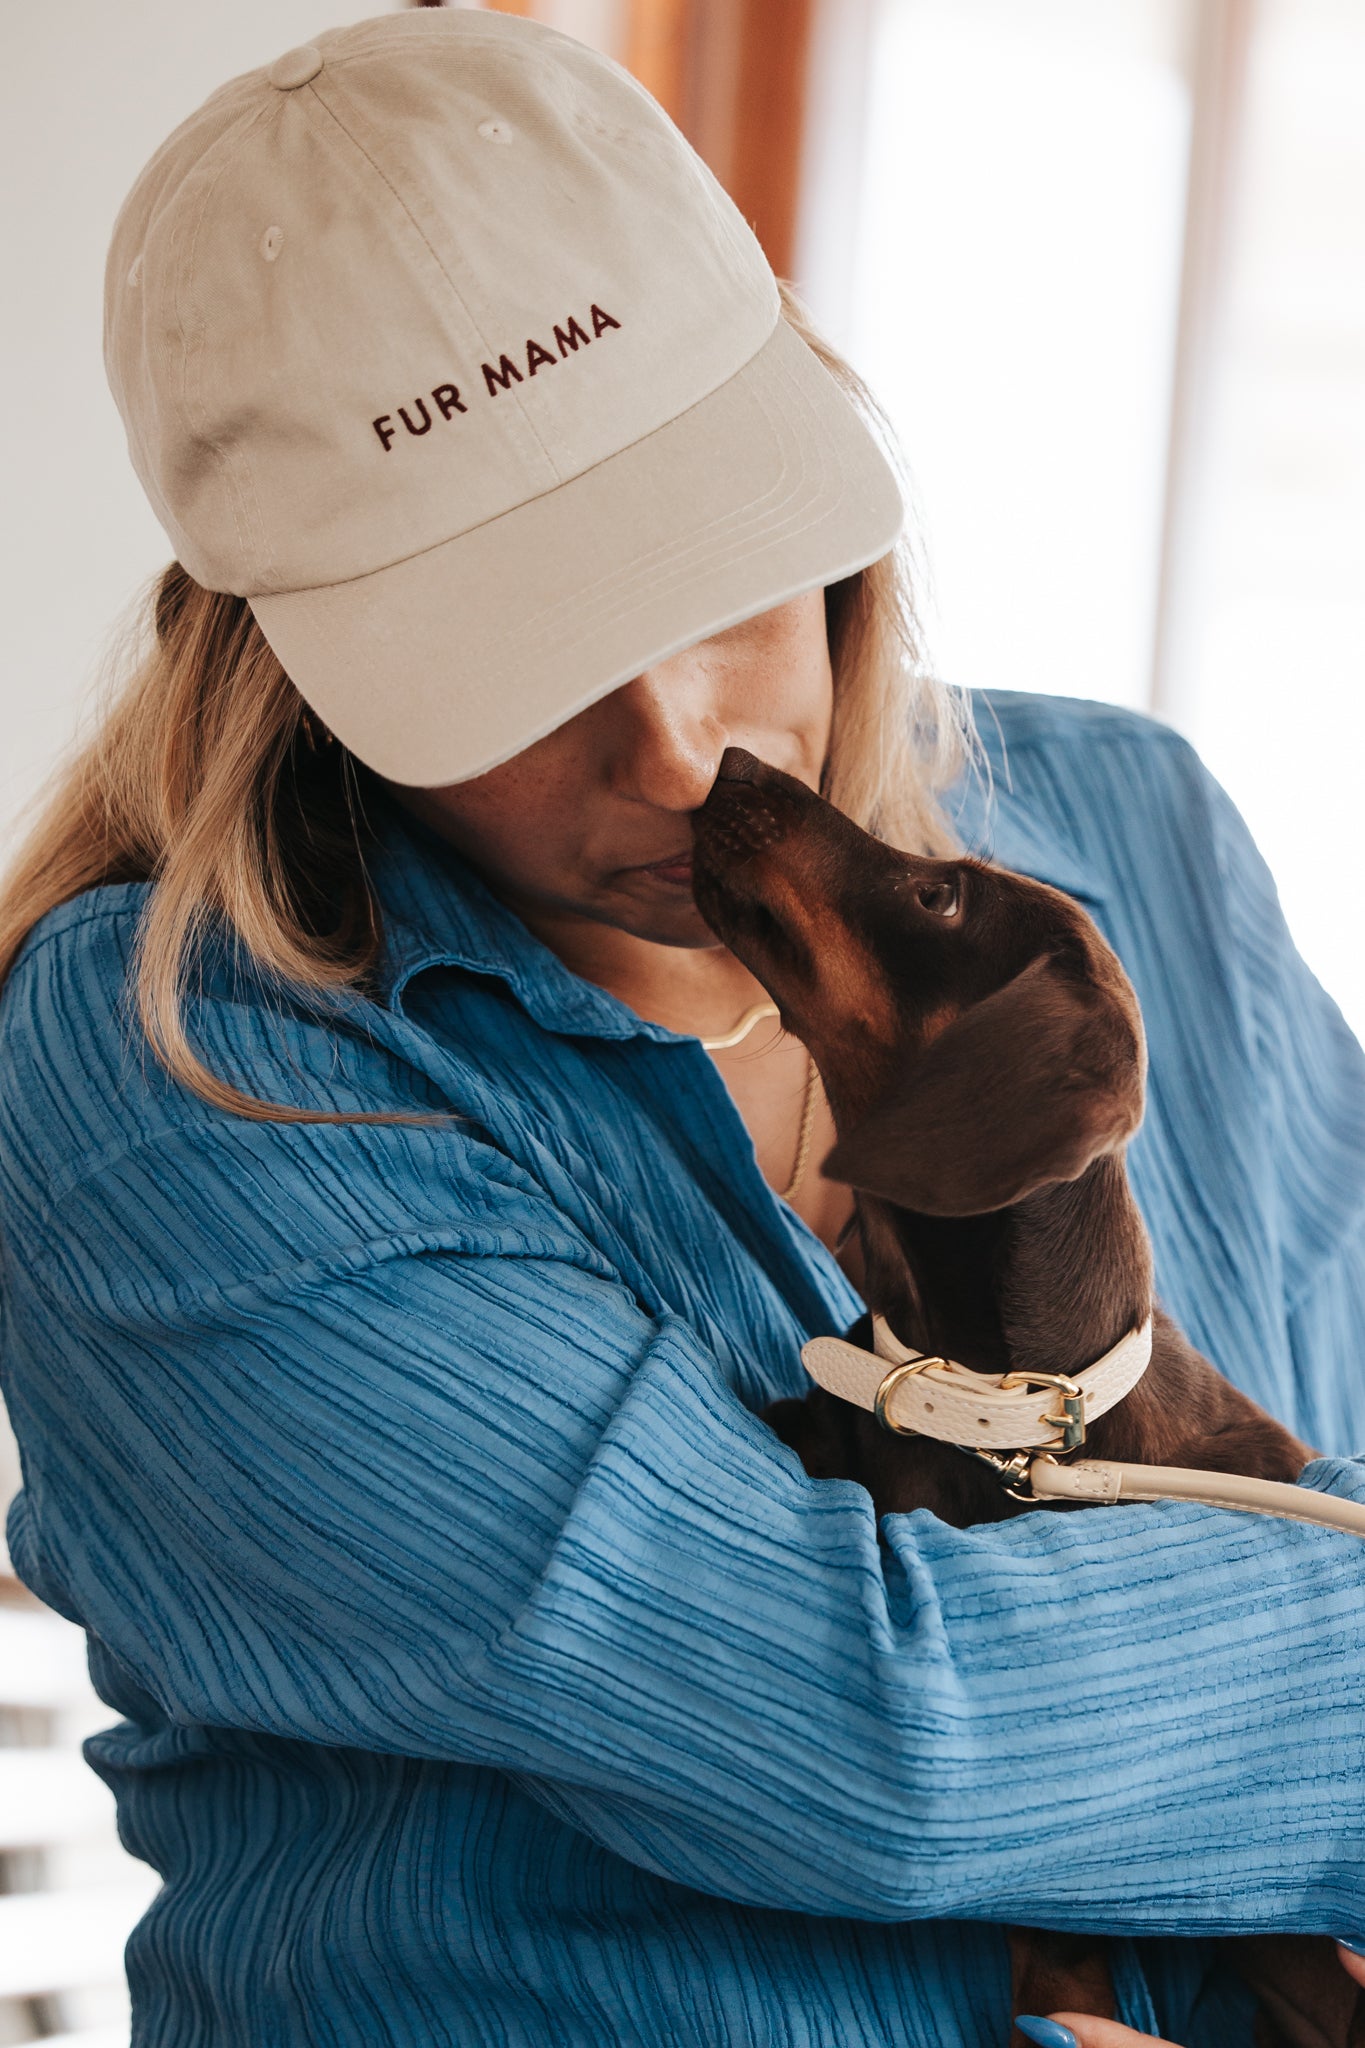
left=104, top=7, right=903, bottom=787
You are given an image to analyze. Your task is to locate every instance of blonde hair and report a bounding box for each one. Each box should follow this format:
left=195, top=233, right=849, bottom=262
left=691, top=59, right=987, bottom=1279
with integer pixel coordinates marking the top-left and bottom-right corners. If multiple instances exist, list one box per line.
left=0, top=283, right=975, bottom=1123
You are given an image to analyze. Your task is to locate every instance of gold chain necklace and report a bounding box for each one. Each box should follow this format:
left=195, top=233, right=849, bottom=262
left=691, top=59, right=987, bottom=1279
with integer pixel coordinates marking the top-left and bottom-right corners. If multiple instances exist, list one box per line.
left=699, top=1000, right=821, bottom=1203
left=780, top=1054, right=822, bottom=1203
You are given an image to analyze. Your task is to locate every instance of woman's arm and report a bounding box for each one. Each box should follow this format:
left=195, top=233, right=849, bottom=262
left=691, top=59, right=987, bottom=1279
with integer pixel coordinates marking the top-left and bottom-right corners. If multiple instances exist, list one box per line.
left=7, top=1099, right=1365, bottom=1936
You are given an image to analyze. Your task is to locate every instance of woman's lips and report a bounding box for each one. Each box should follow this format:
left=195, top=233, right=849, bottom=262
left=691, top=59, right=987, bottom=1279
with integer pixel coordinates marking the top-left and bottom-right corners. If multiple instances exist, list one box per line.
left=631, top=851, right=694, bottom=888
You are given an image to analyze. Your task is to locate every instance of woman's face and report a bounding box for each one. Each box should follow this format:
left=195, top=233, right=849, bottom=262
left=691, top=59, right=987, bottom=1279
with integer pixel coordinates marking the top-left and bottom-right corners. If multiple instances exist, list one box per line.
left=389, top=589, right=834, bottom=949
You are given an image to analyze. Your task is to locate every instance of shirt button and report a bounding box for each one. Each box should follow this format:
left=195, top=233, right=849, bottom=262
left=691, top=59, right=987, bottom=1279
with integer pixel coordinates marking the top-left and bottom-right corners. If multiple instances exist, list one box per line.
left=268, top=45, right=323, bottom=91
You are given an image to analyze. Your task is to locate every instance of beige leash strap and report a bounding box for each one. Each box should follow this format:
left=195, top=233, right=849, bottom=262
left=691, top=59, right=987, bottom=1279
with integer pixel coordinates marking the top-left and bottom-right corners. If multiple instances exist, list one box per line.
left=1029, top=1455, right=1365, bottom=1537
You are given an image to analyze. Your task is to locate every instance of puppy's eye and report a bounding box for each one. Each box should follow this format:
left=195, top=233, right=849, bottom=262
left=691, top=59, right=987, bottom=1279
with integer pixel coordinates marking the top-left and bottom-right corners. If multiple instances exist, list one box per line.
left=917, top=878, right=960, bottom=918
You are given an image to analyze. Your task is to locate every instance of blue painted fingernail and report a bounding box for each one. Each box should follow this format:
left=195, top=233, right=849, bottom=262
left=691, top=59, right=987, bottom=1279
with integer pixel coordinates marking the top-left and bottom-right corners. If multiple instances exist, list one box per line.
left=1340, top=1936, right=1365, bottom=1956
left=1015, top=2022, right=1079, bottom=2048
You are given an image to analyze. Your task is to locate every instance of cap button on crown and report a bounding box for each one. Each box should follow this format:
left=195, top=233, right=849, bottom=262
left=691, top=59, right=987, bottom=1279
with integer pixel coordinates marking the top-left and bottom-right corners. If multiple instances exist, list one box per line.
left=268, top=45, right=323, bottom=91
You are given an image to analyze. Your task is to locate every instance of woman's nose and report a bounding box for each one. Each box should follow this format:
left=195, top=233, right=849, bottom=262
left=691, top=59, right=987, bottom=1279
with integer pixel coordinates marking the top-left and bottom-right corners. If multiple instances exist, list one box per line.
left=605, top=667, right=728, bottom=812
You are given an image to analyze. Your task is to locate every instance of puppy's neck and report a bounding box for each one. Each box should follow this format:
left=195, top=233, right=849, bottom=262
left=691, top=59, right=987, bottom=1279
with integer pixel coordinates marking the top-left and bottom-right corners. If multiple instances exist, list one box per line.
left=860, top=1154, right=1153, bottom=1379
left=995, top=1154, right=1154, bottom=1378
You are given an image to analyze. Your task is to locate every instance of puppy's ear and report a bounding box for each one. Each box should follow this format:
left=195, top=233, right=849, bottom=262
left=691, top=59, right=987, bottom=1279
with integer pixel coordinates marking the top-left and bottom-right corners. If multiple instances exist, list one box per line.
left=823, top=952, right=1145, bottom=1216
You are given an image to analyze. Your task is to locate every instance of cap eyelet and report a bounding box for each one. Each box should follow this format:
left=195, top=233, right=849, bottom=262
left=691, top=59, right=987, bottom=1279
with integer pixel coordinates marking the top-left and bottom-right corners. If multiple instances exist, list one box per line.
left=260, top=225, right=285, bottom=263
left=476, top=117, right=514, bottom=144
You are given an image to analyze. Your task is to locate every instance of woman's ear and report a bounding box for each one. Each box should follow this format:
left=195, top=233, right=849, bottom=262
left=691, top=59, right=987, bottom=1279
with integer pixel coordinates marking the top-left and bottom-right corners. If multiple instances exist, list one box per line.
left=822, top=952, right=1145, bottom=1216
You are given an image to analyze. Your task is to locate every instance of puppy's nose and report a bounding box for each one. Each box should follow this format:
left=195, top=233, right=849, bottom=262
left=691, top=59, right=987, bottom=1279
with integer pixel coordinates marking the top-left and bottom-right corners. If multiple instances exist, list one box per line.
left=716, top=745, right=763, bottom=785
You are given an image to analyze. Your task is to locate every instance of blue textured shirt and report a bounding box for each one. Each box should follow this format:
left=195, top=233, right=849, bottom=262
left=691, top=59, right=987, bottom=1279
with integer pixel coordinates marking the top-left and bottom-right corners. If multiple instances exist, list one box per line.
left=3, top=692, right=1365, bottom=2048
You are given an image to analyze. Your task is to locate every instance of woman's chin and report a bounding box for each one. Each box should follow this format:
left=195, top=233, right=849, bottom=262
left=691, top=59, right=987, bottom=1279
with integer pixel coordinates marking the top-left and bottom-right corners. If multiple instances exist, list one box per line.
left=606, top=888, right=720, bottom=950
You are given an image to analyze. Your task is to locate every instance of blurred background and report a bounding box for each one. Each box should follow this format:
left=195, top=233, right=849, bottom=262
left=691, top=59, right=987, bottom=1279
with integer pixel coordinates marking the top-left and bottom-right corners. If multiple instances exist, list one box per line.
left=1, top=0, right=1362, bottom=2039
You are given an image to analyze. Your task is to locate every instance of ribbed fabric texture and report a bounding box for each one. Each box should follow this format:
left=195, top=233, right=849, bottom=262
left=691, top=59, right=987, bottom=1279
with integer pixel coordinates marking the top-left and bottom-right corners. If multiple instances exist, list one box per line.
left=2, top=692, right=1364, bottom=2048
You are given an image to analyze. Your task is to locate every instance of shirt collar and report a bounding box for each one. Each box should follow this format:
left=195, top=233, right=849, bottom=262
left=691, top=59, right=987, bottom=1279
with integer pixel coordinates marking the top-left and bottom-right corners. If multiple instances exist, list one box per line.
left=369, top=758, right=1106, bottom=1039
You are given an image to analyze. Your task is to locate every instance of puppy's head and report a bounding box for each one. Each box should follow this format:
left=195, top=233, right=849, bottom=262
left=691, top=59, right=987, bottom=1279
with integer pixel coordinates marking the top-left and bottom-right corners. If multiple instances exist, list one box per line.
left=691, top=748, right=1145, bottom=1216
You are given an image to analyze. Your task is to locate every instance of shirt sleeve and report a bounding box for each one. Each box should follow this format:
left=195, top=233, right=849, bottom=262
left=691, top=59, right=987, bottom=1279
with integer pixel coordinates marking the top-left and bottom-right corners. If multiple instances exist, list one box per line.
left=1200, top=752, right=1365, bottom=1455
left=7, top=1093, right=1365, bottom=1942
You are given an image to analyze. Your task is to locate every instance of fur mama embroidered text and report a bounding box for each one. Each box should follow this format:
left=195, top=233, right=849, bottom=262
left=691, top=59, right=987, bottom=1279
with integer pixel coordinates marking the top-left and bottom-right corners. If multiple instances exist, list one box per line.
left=371, top=304, right=622, bottom=453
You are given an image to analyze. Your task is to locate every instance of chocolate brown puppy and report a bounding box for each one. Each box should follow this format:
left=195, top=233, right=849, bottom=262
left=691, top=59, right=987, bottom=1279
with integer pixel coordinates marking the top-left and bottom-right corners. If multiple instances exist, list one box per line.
left=691, top=746, right=1362, bottom=2048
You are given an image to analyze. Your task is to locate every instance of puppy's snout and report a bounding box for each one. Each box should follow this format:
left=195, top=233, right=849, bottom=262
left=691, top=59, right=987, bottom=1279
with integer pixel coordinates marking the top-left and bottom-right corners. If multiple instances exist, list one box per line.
left=696, top=784, right=792, bottom=863
left=695, top=752, right=810, bottom=867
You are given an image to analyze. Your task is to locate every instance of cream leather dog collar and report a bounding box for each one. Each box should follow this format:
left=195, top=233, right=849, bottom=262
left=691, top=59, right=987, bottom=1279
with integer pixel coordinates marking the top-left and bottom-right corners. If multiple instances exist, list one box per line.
left=800, top=1315, right=1153, bottom=1454
left=798, top=1316, right=1365, bottom=1538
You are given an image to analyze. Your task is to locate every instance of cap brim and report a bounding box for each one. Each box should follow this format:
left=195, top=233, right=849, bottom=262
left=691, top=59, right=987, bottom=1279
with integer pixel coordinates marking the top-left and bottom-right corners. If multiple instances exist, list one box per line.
left=249, top=316, right=905, bottom=787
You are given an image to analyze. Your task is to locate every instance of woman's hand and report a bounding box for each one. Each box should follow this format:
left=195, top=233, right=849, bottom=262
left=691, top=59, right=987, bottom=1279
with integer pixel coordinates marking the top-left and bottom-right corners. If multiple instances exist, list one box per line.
left=1014, top=2020, right=1180, bottom=2047
left=1015, top=1947, right=1365, bottom=2048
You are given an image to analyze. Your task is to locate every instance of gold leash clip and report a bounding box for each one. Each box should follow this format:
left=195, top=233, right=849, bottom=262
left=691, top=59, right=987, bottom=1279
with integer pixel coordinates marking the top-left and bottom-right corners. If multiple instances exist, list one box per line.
left=964, top=1445, right=1044, bottom=1500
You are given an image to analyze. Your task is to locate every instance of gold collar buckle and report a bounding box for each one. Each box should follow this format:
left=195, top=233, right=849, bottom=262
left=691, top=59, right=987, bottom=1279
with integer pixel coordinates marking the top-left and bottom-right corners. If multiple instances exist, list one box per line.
left=997, top=1368, right=1088, bottom=1452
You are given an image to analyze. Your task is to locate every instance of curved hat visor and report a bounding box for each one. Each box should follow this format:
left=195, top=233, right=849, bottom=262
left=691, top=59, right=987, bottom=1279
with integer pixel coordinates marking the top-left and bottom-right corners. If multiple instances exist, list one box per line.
left=249, top=316, right=905, bottom=788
